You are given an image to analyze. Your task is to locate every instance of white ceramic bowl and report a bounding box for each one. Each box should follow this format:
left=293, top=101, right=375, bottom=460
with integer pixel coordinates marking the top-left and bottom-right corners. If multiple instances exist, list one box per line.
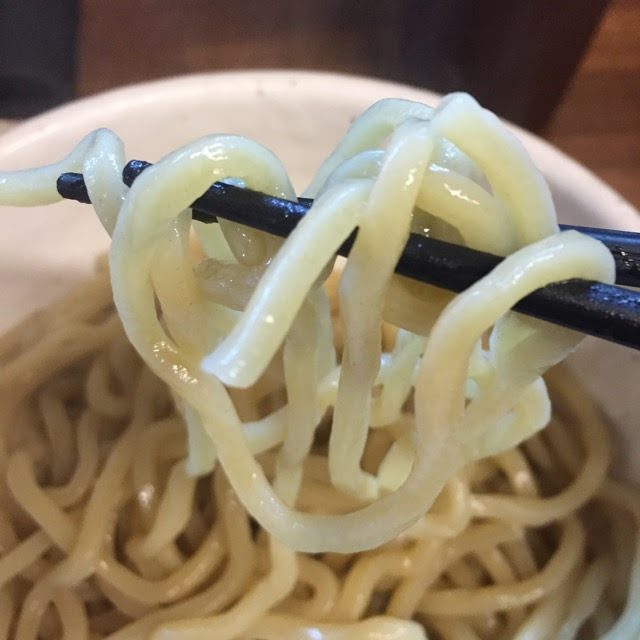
left=0, top=70, right=638, bottom=480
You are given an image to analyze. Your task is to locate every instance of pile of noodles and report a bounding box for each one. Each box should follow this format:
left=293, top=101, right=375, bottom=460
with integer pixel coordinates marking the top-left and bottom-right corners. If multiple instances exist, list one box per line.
left=0, top=93, right=639, bottom=639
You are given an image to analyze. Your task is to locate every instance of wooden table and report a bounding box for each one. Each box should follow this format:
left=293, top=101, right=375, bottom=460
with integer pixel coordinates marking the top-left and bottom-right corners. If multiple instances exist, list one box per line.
left=30, top=0, right=615, bottom=213
left=543, top=0, right=639, bottom=211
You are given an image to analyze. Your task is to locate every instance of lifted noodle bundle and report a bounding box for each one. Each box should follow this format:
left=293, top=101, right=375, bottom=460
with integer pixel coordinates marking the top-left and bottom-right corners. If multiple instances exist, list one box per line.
left=0, top=93, right=639, bottom=639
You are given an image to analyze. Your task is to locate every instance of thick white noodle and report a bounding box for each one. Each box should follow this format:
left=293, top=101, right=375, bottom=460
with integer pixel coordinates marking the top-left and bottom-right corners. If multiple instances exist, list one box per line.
left=0, top=96, right=615, bottom=557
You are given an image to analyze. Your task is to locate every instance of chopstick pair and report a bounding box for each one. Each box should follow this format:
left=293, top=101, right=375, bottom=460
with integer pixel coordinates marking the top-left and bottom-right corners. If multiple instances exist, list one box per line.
left=56, top=161, right=640, bottom=352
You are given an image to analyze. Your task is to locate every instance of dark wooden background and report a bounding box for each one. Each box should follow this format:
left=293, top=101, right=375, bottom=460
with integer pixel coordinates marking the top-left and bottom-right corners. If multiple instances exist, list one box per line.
left=75, top=0, right=639, bottom=209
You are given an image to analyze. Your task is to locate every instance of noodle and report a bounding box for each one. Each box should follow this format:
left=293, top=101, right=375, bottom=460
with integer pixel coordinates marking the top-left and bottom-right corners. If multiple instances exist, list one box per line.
left=0, top=92, right=639, bottom=638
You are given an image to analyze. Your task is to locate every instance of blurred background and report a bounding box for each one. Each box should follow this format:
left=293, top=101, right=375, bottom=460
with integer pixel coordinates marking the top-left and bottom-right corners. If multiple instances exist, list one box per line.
left=0, top=0, right=638, bottom=208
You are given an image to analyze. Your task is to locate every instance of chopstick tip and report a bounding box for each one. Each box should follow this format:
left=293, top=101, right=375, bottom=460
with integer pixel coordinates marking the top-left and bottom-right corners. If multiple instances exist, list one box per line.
left=56, top=172, right=91, bottom=204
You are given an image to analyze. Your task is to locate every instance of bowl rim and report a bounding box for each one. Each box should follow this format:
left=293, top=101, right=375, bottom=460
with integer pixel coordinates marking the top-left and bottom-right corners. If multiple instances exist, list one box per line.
left=1, top=68, right=638, bottom=227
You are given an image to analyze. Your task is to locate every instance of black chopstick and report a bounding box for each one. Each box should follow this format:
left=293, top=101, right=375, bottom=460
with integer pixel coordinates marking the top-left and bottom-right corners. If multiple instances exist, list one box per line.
left=56, top=164, right=640, bottom=352
left=58, top=160, right=640, bottom=288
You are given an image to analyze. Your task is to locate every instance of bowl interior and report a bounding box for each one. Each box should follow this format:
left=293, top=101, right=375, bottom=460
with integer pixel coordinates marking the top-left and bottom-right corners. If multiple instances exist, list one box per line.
left=1, top=70, right=638, bottom=481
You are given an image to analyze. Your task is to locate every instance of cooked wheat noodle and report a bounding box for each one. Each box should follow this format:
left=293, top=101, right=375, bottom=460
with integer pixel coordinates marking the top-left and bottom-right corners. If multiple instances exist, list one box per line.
left=0, top=93, right=639, bottom=638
